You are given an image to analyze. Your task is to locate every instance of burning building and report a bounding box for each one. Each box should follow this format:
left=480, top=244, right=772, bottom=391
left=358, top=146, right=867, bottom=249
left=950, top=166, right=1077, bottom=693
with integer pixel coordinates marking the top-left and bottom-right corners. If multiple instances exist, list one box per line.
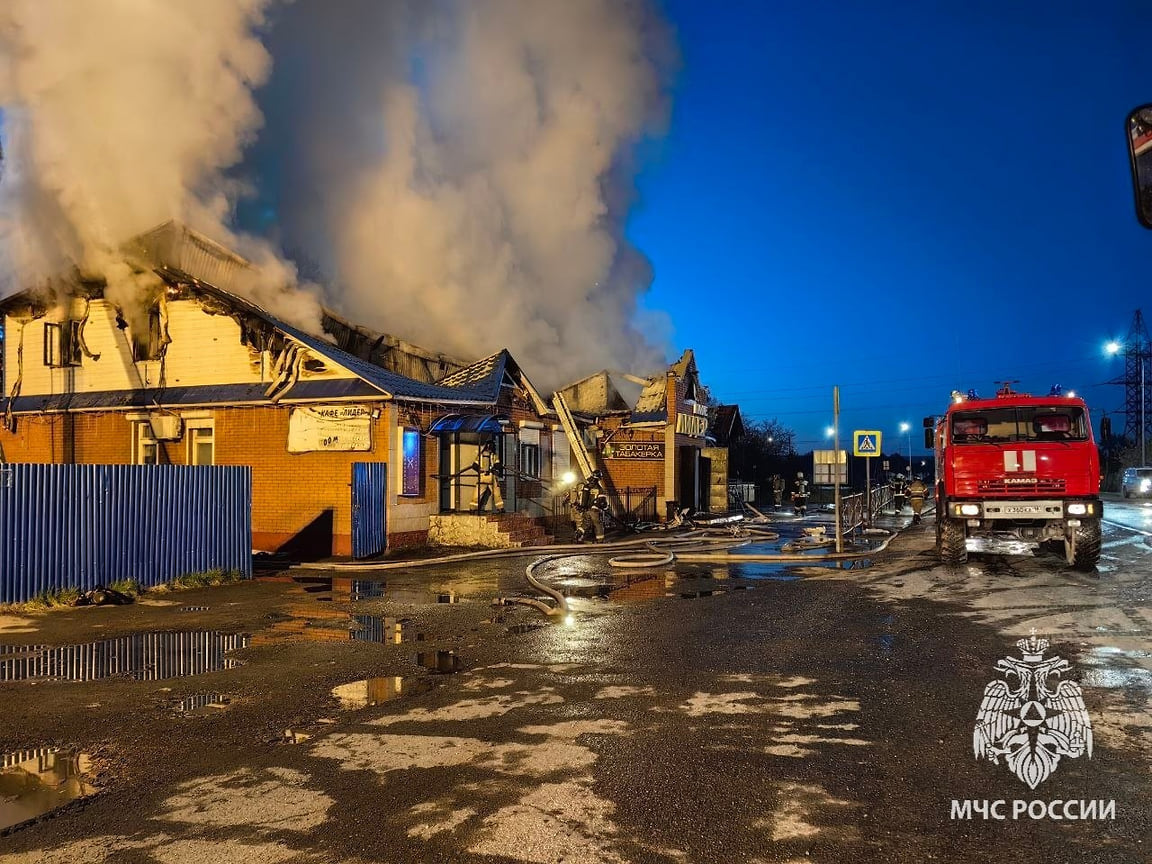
left=0, top=223, right=738, bottom=560
left=0, top=224, right=565, bottom=557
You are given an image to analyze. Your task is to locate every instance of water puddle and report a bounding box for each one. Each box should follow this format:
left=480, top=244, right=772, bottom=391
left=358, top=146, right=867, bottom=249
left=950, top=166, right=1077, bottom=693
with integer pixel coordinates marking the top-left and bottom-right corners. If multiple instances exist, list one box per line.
left=331, top=578, right=459, bottom=605
left=507, top=623, right=547, bottom=635
left=0, top=749, right=97, bottom=832
left=174, top=693, right=231, bottom=715
left=331, top=676, right=413, bottom=709
left=351, top=615, right=429, bottom=644
left=350, top=581, right=386, bottom=601
left=0, top=632, right=250, bottom=682
left=416, top=650, right=461, bottom=674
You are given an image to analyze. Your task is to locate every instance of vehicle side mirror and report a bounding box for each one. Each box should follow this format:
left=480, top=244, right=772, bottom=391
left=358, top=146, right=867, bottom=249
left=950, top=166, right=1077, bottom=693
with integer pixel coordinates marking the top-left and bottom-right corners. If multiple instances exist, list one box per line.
left=922, top=416, right=934, bottom=428
left=1127, top=105, right=1152, bottom=229
left=923, top=428, right=934, bottom=449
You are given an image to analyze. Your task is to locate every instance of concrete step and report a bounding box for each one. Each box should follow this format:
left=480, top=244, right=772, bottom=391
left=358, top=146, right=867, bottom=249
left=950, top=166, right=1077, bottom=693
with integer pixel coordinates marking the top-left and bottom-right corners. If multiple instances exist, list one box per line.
left=507, top=527, right=546, bottom=543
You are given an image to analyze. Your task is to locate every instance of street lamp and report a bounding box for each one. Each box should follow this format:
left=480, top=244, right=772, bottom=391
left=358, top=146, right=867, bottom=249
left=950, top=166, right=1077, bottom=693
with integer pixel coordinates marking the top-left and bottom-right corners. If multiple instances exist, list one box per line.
left=899, top=422, right=912, bottom=476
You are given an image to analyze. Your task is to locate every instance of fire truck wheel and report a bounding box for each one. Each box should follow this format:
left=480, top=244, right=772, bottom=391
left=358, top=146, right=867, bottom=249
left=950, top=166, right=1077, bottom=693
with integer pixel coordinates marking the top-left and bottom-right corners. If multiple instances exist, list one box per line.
left=1068, top=521, right=1101, bottom=572
left=938, top=518, right=968, bottom=565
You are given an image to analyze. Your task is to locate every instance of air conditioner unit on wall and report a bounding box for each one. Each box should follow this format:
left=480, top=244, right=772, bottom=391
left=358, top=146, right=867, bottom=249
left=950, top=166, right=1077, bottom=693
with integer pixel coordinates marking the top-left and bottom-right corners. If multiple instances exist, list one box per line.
left=149, top=414, right=183, bottom=440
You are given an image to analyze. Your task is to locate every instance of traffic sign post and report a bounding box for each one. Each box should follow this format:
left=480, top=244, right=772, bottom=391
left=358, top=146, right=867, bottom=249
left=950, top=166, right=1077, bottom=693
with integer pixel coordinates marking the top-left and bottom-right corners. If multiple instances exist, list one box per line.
left=854, top=431, right=883, bottom=526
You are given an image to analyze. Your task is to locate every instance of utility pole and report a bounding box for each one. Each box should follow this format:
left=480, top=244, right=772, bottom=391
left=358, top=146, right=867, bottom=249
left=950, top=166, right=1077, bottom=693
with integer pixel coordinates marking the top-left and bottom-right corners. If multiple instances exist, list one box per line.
left=833, top=386, right=842, bottom=553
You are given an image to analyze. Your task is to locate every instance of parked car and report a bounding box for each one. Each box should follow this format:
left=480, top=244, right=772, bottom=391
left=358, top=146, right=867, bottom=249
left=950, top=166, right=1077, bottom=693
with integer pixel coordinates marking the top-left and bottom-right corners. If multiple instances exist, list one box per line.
left=1122, top=466, right=1152, bottom=498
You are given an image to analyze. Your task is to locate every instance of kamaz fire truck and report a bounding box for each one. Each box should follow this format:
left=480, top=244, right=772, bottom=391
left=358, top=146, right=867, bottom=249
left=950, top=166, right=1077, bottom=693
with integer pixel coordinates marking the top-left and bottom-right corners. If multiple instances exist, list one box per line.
left=929, top=383, right=1102, bottom=570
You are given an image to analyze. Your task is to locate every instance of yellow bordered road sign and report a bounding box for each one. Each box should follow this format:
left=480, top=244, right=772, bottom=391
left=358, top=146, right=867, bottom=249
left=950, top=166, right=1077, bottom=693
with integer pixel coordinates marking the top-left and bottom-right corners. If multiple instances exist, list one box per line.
left=853, top=430, right=882, bottom=457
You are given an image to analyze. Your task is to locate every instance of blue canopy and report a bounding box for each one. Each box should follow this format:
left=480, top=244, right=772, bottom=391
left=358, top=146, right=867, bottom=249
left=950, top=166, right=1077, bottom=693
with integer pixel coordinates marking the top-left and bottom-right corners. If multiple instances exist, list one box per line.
left=428, top=414, right=507, bottom=434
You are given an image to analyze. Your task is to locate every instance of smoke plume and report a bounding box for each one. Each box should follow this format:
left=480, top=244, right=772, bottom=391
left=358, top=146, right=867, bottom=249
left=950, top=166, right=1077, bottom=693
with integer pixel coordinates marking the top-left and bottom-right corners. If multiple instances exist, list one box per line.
left=1, top=1, right=674, bottom=386
left=249, top=0, right=675, bottom=386
left=0, top=0, right=321, bottom=329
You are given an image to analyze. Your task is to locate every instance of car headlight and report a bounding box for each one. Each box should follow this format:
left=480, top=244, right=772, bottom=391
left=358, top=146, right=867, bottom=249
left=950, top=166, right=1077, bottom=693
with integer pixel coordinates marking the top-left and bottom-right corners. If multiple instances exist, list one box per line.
left=959, top=504, right=980, bottom=516
left=1141, top=479, right=1151, bottom=491
left=1067, top=503, right=1087, bottom=515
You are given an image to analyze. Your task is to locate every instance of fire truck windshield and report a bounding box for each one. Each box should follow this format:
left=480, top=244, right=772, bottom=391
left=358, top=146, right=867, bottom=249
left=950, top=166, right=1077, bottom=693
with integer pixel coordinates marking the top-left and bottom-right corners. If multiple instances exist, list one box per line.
left=950, top=406, right=1088, bottom=444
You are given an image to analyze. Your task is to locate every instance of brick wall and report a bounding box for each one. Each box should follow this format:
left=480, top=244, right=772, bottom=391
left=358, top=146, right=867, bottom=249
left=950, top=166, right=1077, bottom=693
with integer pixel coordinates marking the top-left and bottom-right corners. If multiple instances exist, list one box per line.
left=598, top=418, right=665, bottom=499
left=0, top=412, right=136, bottom=464
left=215, top=405, right=394, bottom=557
left=1, top=388, right=558, bottom=554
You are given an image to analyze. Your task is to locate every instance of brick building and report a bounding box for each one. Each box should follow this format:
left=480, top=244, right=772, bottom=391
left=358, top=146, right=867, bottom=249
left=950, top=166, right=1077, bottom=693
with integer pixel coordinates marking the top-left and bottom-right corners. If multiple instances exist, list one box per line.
left=558, top=350, right=722, bottom=518
left=0, top=225, right=564, bottom=557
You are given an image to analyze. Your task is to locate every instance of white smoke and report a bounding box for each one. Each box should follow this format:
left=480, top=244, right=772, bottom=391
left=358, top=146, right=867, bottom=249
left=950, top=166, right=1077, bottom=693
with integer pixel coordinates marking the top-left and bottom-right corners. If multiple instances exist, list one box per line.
left=0, top=0, right=321, bottom=330
left=252, top=0, right=675, bottom=386
left=0, top=0, right=674, bottom=384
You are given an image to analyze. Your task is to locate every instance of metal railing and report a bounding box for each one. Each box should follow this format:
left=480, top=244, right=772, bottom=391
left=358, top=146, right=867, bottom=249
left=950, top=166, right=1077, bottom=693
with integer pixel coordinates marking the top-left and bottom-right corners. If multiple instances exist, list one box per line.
left=547, top=485, right=659, bottom=534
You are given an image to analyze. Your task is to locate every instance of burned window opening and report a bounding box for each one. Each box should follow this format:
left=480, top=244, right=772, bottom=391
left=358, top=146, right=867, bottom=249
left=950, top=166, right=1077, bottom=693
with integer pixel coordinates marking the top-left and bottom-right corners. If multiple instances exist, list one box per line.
left=130, top=300, right=170, bottom=363
left=44, top=321, right=82, bottom=368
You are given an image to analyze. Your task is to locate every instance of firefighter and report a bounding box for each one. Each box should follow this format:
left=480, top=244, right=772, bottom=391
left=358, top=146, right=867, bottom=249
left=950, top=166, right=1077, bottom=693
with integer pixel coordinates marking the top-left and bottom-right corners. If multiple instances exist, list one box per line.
left=469, top=440, right=504, bottom=513
left=907, top=475, right=928, bottom=524
left=891, top=473, right=907, bottom=513
left=569, top=470, right=608, bottom=542
left=791, top=471, right=809, bottom=516
left=771, top=474, right=786, bottom=508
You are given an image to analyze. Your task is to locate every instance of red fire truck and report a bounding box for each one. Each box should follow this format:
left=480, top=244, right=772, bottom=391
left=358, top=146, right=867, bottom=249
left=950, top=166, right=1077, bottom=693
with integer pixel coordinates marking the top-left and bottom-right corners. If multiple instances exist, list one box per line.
left=929, top=383, right=1101, bottom=569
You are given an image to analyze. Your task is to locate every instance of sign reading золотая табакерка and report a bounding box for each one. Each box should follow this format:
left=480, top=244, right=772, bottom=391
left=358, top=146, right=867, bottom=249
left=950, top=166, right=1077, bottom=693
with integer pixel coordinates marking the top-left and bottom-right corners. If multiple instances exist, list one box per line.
left=603, top=441, right=664, bottom=460
left=288, top=405, right=373, bottom=453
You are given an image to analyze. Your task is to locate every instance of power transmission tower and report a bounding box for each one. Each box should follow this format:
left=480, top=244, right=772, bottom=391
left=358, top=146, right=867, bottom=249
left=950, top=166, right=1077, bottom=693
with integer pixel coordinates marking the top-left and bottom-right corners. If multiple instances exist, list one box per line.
left=1108, top=310, right=1152, bottom=460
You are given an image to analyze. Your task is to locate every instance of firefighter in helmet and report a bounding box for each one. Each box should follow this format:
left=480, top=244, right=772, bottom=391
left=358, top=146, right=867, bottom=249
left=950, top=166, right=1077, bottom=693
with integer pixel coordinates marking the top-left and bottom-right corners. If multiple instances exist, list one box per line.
left=907, top=474, right=928, bottom=524
left=791, top=471, right=810, bottom=516
left=771, top=474, right=786, bottom=508
left=891, top=473, right=907, bottom=512
left=470, top=440, right=505, bottom=513
left=569, top=470, right=608, bottom=542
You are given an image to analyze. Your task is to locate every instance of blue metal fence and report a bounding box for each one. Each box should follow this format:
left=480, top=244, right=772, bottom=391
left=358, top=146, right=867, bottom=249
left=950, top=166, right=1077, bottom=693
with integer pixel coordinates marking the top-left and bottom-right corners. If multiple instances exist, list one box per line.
left=351, top=462, right=387, bottom=559
left=0, top=464, right=252, bottom=604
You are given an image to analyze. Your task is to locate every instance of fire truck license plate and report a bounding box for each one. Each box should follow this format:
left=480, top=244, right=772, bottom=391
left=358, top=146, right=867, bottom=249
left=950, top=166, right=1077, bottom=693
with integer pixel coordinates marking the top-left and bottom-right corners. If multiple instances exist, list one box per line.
left=984, top=502, right=1060, bottom=519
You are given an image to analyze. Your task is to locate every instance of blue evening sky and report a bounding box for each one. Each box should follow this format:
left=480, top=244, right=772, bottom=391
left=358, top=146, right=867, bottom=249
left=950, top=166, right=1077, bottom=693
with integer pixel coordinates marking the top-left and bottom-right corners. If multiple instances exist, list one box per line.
left=631, top=0, right=1152, bottom=455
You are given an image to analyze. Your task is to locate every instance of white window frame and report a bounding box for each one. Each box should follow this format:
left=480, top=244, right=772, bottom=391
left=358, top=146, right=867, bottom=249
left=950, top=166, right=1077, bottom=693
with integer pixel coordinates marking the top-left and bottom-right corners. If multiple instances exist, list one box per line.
left=519, top=441, right=541, bottom=479
left=132, top=422, right=158, bottom=465
left=186, top=420, right=215, bottom=466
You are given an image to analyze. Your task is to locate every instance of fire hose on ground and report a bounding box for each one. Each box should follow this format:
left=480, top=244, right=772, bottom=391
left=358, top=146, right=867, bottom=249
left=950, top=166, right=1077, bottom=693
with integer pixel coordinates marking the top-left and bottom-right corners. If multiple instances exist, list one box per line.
left=297, top=521, right=908, bottom=620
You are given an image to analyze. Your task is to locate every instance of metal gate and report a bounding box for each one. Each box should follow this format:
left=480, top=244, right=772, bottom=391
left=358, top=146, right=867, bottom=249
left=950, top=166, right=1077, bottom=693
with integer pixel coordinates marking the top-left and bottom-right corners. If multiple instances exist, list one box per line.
left=351, top=462, right=387, bottom=558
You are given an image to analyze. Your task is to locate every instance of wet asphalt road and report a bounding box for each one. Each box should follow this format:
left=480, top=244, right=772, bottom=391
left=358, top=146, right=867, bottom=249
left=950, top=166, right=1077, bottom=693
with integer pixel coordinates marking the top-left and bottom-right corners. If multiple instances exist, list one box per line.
left=0, top=512, right=1150, bottom=864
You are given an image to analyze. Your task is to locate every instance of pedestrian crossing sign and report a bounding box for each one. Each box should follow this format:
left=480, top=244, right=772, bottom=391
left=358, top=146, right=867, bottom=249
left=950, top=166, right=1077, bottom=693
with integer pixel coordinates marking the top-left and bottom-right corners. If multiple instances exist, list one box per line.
left=853, top=430, right=882, bottom=457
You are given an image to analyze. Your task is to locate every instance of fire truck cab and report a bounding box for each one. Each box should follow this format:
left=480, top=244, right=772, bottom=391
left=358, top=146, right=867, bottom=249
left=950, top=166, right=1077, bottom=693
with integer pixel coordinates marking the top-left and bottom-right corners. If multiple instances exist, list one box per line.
left=929, top=384, right=1102, bottom=570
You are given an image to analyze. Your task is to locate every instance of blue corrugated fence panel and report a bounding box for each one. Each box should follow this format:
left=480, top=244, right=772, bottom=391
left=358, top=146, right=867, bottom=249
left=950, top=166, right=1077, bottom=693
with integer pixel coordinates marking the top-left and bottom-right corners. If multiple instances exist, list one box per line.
left=0, top=464, right=252, bottom=604
left=351, top=462, right=387, bottom=559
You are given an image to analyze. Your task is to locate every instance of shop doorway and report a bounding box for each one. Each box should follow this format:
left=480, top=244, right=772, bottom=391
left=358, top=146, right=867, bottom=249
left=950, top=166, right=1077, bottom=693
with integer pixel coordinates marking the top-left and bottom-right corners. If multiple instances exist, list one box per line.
left=429, top=414, right=510, bottom=513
